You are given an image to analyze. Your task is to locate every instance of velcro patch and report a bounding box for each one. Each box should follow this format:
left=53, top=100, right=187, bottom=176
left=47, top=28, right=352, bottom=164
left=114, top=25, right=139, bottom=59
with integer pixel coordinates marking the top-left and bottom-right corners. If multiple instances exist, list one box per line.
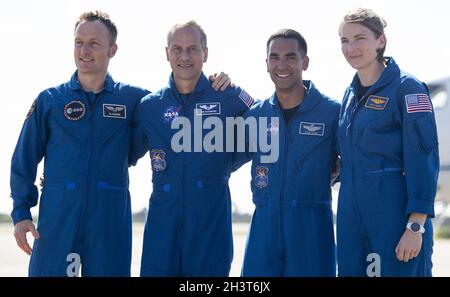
left=64, top=100, right=86, bottom=121
left=26, top=100, right=37, bottom=120
left=103, top=104, right=126, bottom=119
left=405, top=93, right=432, bottom=113
left=239, top=89, right=254, bottom=108
left=365, top=95, right=389, bottom=110
left=150, top=149, right=166, bottom=172
left=299, top=122, right=325, bottom=136
left=195, top=102, right=221, bottom=116
left=254, top=166, right=269, bottom=188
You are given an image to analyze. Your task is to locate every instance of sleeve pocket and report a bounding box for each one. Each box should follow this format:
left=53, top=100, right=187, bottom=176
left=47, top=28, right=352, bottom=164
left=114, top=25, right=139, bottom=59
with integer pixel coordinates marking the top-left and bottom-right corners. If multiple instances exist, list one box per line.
left=414, top=116, right=438, bottom=151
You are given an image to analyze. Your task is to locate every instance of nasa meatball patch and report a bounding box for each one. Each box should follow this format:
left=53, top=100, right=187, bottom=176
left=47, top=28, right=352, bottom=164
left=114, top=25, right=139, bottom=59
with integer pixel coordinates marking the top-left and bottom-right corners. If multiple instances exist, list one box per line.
left=163, top=106, right=181, bottom=123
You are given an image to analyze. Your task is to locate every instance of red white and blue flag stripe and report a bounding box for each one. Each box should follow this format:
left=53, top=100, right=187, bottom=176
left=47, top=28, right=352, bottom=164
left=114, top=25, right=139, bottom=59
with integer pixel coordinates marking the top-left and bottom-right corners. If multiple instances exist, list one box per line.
left=405, top=93, right=432, bottom=113
left=239, top=89, right=255, bottom=108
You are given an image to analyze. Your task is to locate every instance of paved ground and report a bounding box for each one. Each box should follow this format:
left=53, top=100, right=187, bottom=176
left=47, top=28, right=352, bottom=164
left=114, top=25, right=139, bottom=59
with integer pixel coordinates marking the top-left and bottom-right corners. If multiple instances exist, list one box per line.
left=1, top=223, right=449, bottom=277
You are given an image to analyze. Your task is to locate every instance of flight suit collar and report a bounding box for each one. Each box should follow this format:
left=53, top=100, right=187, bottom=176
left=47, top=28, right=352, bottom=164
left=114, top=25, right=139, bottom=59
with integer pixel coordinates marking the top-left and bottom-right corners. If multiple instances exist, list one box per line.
left=69, top=71, right=115, bottom=93
left=349, top=57, right=400, bottom=95
left=168, top=72, right=209, bottom=104
left=268, top=80, right=321, bottom=113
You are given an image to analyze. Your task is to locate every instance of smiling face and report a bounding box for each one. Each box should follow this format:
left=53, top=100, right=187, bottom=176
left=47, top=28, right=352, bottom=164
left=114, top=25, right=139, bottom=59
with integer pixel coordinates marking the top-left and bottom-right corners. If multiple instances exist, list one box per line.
left=266, top=37, right=309, bottom=92
left=74, top=20, right=117, bottom=76
left=166, top=26, right=208, bottom=84
left=339, top=22, right=386, bottom=71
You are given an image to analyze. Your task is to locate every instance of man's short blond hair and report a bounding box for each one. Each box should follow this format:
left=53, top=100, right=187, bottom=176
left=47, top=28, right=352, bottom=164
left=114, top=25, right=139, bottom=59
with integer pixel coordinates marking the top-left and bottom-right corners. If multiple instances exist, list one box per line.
left=167, top=20, right=207, bottom=50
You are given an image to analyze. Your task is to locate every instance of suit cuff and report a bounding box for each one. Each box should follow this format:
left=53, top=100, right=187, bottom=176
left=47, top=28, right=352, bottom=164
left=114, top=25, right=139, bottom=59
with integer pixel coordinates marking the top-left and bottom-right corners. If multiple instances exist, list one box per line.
left=405, top=198, right=435, bottom=218
left=11, top=206, right=32, bottom=225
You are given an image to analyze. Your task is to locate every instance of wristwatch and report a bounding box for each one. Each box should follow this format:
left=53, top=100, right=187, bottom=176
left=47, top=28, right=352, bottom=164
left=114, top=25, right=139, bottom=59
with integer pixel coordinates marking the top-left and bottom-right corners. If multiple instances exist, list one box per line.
left=406, top=221, right=425, bottom=234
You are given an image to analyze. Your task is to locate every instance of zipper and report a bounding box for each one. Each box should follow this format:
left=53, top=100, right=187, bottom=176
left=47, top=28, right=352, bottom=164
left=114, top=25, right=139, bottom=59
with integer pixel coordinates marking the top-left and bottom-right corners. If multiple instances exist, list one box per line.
left=345, top=92, right=367, bottom=136
left=178, top=101, right=186, bottom=275
left=346, top=97, right=373, bottom=255
left=81, top=92, right=97, bottom=236
left=278, top=106, right=291, bottom=274
left=277, top=102, right=299, bottom=274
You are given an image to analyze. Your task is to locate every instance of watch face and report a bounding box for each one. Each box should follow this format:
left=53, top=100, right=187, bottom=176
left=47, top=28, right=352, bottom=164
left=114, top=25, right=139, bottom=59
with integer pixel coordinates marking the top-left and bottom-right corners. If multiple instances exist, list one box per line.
left=411, top=222, right=421, bottom=232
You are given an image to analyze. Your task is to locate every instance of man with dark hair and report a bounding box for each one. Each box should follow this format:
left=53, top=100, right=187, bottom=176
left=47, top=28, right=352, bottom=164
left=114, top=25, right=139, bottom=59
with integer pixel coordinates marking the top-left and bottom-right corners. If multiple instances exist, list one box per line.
left=266, top=28, right=308, bottom=56
left=234, top=29, right=339, bottom=276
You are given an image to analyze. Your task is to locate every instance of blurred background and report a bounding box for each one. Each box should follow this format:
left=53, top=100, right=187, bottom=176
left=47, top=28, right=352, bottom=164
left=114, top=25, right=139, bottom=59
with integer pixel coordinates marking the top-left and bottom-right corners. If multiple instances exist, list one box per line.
left=1, top=0, right=449, bottom=276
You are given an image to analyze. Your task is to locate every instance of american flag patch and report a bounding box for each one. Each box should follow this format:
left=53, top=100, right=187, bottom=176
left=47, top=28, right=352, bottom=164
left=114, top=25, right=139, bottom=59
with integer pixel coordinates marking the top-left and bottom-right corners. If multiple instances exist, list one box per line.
left=239, top=89, right=254, bottom=108
left=405, top=93, right=432, bottom=113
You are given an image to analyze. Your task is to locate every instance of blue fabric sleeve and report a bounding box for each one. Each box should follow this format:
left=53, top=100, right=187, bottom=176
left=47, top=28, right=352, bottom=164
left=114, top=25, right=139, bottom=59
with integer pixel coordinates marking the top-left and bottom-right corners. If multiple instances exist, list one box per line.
left=399, top=79, right=439, bottom=217
left=10, top=95, right=47, bottom=224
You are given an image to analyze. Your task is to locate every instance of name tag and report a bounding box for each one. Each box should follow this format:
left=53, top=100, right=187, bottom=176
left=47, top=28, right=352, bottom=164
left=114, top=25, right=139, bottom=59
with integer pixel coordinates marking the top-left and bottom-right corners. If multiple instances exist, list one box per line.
left=103, top=104, right=126, bottom=119
left=365, top=95, right=389, bottom=110
left=195, top=102, right=221, bottom=115
left=299, top=122, right=325, bottom=136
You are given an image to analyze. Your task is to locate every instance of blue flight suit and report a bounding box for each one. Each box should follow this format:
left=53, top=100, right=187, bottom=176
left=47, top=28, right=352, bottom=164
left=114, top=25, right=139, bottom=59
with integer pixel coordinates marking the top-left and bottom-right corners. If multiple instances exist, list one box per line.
left=10, top=72, right=149, bottom=276
left=337, top=58, right=439, bottom=276
left=235, top=81, right=339, bottom=276
left=131, top=73, right=253, bottom=276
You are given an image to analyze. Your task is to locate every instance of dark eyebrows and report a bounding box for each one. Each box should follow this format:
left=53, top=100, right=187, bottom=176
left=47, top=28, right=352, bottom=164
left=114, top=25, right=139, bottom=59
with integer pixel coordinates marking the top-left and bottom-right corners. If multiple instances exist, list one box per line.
left=169, top=44, right=199, bottom=49
left=74, top=37, right=102, bottom=43
left=269, top=52, right=298, bottom=57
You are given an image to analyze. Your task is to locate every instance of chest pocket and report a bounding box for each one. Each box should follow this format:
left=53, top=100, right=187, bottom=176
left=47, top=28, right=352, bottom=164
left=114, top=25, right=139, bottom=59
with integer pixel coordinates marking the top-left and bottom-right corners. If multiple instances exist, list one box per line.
left=355, top=106, right=401, bottom=161
left=294, top=120, right=333, bottom=166
left=51, top=100, right=89, bottom=143
left=95, top=103, right=130, bottom=147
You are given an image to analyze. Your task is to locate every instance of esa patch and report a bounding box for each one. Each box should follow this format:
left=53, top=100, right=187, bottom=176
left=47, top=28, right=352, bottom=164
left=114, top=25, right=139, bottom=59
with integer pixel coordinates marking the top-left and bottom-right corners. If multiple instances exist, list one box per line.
left=64, top=100, right=86, bottom=121
left=25, top=100, right=37, bottom=120
left=195, top=102, right=221, bottom=116
left=103, top=104, right=126, bottom=119
left=299, top=122, right=325, bottom=136
left=254, top=166, right=269, bottom=188
left=239, top=89, right=255, bottom=108
left=365, top=95, right=389, bottom=110
left=150, top=149, right=166, bottom=172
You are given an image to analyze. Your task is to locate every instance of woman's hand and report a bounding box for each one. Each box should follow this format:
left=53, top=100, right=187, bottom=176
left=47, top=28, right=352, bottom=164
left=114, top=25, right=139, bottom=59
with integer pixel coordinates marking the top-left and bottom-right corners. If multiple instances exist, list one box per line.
left=395, top=230, right=423, bottom=262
